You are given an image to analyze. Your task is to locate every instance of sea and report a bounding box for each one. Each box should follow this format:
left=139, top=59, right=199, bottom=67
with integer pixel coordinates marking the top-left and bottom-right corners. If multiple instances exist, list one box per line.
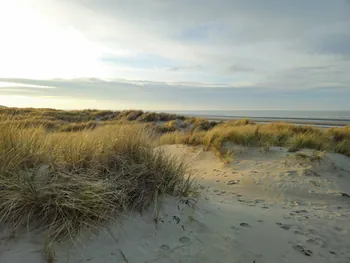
left=163, top=110, right=350, bottom=127
left=166, top=110, right=349, bottom=120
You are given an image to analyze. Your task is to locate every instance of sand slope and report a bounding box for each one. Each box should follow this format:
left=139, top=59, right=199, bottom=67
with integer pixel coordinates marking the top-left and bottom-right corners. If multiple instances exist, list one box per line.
left=1, top=145, right=350, bottom=263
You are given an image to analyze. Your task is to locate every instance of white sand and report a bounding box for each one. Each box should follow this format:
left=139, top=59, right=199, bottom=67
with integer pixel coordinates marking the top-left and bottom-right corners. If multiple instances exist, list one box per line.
left=1, top=144, right=350, bottom=263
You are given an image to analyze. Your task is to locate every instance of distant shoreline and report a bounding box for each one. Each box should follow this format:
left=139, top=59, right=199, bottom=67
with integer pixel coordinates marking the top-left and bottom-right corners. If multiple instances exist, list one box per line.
left=181, top=114, right=350, bottom=127
left=1, top=106, right=349, bottom=127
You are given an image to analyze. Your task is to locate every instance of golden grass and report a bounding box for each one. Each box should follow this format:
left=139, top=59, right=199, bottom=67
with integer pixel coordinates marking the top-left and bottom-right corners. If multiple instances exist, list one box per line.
left=159, top=122, right=350, bottom=157
left=183, top=117, right=220, bottom=131
left=0, top=108, right=184, bottom=124
left=0, top=119, right=191, bottom=242
left=0, top=108, right=188, bottom=135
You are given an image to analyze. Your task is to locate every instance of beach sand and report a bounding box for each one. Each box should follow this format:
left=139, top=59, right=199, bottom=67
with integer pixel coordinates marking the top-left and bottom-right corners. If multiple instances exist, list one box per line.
left=1, top=144, right=350, bottom=263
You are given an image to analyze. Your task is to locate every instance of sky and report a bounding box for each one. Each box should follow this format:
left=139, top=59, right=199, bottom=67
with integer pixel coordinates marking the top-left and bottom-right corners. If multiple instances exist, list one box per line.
left=0, top=0, right=349, bottom=111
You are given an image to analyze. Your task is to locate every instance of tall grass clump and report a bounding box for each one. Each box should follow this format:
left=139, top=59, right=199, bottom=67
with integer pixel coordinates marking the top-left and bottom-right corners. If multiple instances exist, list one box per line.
left=159, top=121, right=350, bottom=157
left=0, top=120, right=190, bottom=241
left=287, top=133, right=326, bottom=151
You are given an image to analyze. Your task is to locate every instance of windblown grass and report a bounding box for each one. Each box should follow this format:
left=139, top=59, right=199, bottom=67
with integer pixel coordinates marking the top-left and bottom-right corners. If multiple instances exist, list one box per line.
left=159, top=122, right=350, bottom=157
left=0, top=120, right=191, bottom=242
left=0, top=108, right=184, bottom=124
left=0, top=108, right=188, bottom=135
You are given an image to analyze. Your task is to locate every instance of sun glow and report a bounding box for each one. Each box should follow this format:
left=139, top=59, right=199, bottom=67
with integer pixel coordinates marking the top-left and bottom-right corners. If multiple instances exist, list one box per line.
left=0, top=1, right=113, bottom=79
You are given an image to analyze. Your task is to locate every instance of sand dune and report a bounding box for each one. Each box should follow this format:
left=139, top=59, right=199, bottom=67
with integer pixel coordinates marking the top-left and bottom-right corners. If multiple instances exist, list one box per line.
left=1, top=145, right=350, bottom=263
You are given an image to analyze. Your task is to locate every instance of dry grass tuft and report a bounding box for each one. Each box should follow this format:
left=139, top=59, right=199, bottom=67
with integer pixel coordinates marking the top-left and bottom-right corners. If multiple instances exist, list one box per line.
left=0, top=119, right=191, bottom=242
left=0, top=108, right=186, bottom=132
left=294, top=151, right=326, bottom=162
left=159, top=121, right=350, bottom=157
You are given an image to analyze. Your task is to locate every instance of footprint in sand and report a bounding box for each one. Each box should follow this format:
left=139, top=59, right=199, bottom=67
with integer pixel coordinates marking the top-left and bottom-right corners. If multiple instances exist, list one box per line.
left=292, top=245, right=313, bottom=256
left=276, top=222, right=291, bottom=230
left=334, top=226, right=347, bottom=233
left=286, top=170, right=298, bottom=176
left=294, top=230, right=307, bottom=236
left=289, top=212, right=309, bottom=220
left=309, top=180, right=319, bottom=187
left=306, top=238, right=325, bottom=247
left=294, top=209, right=308, bottom=214
left=307, top=228, right=317, bottom=235
left=160, top=245, right=171, bottom=251
left=240, top=222, right=251, bottom=228
left=227, top=180, right=240, bottom=185
left=179, top=236, right=191, bottom=244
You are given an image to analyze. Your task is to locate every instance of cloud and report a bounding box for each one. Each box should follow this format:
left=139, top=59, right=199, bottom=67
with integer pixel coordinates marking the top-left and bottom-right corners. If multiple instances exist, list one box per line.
left=260, top=62, right=350, bottom=90
left=166, top=65, right=204, bottom=72
left=313, top=34, right=350, bottom=57
left=1, top=78, right=349, bottom=110
left=226, top=65, right=257, bottom=73
left=0, top=81, right=55, bottom=89
left=2, top=0, right=348, bottom=79
left=0, top=1, right=349, bottom=110
left=101, top=54, right=181, bottom=69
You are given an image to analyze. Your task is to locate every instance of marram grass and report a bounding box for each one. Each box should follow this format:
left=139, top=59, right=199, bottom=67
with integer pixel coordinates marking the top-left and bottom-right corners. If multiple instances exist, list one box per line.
left=0, top=121, right=192, bottom=241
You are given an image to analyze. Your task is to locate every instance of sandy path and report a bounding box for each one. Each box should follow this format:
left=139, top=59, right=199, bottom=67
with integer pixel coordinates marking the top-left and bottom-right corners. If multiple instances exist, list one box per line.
left=1, top=144, right=350, bottom=263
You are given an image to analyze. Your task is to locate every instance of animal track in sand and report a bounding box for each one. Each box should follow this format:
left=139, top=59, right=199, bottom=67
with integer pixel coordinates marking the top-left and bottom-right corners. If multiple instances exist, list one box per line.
left=292, top=245, right=313, bottom=256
